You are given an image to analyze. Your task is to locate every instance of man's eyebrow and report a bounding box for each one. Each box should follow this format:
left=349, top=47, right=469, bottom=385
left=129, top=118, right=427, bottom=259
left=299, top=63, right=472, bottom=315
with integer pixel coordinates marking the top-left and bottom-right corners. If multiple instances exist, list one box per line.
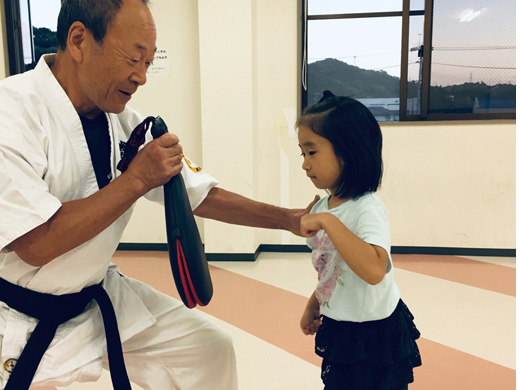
left=134, top=43, right=157, bottom=53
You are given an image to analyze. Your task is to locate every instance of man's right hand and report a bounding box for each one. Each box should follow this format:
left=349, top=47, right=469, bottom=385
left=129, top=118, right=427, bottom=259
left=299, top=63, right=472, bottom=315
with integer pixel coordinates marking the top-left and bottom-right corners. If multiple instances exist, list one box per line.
left=126, top=132, right=184, bottom=191
left=9, top=132, right=184, bottom=267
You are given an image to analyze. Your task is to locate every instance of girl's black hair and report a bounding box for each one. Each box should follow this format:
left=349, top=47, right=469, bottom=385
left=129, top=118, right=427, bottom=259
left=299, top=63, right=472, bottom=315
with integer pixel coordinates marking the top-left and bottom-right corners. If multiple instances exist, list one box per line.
left=296, top=90, right=383, bottom=199
left=57, top=0, right=150, bottom=50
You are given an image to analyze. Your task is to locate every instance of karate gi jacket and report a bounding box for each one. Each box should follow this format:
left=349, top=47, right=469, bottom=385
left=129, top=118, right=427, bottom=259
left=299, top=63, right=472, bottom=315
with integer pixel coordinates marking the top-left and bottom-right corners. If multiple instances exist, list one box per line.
left=0, top=55, right=218, bottom=384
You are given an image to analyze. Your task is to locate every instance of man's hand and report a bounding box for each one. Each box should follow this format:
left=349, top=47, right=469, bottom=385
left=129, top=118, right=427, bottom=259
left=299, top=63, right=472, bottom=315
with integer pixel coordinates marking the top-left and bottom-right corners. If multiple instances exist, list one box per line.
left=9, top=133, right=184, bottom=267
left=287, top=195, right=320, bottom=236
left=126, top=133, right=184, bottom=191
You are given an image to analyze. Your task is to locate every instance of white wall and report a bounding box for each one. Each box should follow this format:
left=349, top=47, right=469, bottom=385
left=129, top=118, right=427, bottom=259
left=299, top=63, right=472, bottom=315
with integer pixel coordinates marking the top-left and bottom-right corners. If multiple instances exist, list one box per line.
left=379, top=121, right=515, bottom=249
left=0, top=0, right=515, bottom=251
left=116, top=0, right=203, bottom=245
left=197, top=0, right=257, bottom=254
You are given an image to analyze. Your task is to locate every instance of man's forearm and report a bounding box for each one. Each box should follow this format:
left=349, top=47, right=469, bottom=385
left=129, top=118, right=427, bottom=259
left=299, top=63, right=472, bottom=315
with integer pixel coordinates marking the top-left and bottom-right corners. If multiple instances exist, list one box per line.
left=8, top=172, right=149, bottom=266
left=194, top=187, right=294, bottom=231
left=9, top=133, right=184, bottom=267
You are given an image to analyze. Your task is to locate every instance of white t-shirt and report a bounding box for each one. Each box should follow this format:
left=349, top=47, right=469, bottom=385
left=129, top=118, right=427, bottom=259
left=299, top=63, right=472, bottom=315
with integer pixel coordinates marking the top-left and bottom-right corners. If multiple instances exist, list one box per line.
left=307, top=193, right=400, bottom=322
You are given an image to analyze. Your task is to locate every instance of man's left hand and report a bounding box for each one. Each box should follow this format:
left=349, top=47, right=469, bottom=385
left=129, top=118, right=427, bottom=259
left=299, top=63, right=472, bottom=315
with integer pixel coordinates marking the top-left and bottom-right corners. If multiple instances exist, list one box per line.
left=287, top=195, right=320, bottom=236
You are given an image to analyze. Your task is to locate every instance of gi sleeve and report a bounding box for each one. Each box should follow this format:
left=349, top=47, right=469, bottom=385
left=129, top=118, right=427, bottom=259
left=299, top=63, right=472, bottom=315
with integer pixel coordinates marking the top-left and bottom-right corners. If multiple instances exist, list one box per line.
left=144, top=155, right=219, bottom=211
left=0, top=129, right=62, bottom=253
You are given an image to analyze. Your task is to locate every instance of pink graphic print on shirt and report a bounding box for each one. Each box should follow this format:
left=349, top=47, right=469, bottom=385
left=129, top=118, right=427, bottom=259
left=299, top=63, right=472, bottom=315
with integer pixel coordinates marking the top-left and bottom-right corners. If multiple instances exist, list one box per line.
left=310, top=233, right=343, bottom=306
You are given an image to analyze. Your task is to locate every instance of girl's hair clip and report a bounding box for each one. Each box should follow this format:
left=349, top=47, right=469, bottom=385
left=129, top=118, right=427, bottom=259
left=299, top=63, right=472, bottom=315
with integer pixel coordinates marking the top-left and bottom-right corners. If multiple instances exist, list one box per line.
left=319, top=90, right=341, bottom=108
left=322, top=90, right=335, bottom=99
left=318, top=90, right=335, bottom=103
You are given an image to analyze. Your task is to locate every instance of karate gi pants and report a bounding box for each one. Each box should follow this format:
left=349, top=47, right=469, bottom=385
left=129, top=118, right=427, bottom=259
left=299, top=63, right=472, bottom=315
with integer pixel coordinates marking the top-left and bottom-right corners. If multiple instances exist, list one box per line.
left=29, top=276, right=238, bottom=390
left=108, top=290, right=237, bottom=389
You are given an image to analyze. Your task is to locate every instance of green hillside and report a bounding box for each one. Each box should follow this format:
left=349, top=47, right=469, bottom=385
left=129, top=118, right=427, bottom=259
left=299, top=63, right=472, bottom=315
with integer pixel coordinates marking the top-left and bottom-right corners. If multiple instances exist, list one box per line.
left=307, top=58, right=400, bottom=103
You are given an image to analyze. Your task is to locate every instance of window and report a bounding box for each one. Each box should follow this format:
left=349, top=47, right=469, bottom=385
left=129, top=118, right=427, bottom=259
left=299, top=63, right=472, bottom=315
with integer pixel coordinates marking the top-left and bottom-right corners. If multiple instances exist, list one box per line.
left=4, top=0, right=60, bottom=75
left=302, top=0, right=516, bottom=121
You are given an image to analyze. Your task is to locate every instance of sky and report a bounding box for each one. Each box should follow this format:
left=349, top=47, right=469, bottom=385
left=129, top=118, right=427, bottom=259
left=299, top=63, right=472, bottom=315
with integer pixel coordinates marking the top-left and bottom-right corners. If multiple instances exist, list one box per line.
left=306, top=0, right=417, bottom=80
left=29, top=0, right=61, bottom=30
left=307, top=0, right=516, bottom=86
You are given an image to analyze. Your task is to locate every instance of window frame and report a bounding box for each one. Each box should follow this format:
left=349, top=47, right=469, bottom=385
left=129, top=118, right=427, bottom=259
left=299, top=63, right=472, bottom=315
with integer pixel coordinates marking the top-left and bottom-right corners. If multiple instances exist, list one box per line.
left=4, top=0, right=26, bottom=75
left=301, top=0, right=516, bottom=121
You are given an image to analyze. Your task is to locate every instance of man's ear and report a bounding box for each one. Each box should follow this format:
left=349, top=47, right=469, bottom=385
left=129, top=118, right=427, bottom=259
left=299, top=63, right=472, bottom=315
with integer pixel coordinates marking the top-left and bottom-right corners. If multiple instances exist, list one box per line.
left=66, top=21, right=89, bottom=63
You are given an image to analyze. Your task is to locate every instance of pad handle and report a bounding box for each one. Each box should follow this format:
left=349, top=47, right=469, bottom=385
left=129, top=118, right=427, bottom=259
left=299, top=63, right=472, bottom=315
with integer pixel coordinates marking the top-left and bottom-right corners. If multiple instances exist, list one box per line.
left=150, top=116, right=169, bottom=138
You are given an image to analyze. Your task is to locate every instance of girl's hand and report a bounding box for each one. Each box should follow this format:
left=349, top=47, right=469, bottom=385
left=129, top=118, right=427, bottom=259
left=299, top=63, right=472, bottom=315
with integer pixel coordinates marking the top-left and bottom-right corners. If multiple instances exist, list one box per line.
left=300, top=213, right=328, bottom=237
left=300, top=305, right=321, bottom=335
left=301, top=292, right=321, bottom=335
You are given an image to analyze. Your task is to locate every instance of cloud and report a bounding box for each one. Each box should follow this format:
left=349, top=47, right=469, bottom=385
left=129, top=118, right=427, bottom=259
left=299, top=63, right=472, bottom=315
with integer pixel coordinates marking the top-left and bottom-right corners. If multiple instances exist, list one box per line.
left=458, top=8, right=486, bottom=23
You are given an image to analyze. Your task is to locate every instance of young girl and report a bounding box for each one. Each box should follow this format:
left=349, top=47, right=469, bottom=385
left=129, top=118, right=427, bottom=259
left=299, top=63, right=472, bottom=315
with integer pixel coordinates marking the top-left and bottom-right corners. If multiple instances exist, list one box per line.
left=297, top=91, right=421, bottom=390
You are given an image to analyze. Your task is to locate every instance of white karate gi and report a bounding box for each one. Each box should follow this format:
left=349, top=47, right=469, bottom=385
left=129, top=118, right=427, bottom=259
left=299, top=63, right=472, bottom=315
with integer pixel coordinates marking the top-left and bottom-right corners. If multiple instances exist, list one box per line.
left=0, top=55, right=237, bottom=389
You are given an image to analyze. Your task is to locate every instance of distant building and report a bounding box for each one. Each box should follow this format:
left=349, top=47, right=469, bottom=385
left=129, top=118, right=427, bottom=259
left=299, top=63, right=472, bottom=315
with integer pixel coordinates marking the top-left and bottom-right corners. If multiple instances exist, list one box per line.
left=473, top=97, right=516, bottom=114
left=357, top=98, right=400, bottom=122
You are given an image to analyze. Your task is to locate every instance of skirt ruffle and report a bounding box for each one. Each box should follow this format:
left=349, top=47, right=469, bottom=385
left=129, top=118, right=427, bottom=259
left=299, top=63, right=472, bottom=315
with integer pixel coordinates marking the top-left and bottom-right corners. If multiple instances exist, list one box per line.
left=315, top=300, right=422, bottom=389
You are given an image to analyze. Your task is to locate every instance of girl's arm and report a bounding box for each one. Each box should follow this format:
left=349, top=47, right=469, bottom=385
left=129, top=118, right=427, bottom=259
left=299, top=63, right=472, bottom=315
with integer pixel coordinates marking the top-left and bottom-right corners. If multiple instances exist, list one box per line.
left=301, top=291, right=321, bottom=335
left=300, top=213, right=388, bottom=285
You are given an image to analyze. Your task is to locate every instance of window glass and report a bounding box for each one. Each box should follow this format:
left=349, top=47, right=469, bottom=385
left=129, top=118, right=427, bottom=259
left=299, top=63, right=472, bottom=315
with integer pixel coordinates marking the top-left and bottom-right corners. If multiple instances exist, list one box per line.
left=19, top=0, right=33, bottom=65
left=30, top=0, right=60, bottom=30
left=307, top=17, right=402, bottom=121
left=406, top=15, right=425, bottom=115
left=304, top=0, right=515, bottom=120
left=25, top=0, right=60, bottom=71
left=308, top=0, right=402, bottom=15
left=428, top=0, right=516, bottom=114
left=409, top=0, right=425, bottom=12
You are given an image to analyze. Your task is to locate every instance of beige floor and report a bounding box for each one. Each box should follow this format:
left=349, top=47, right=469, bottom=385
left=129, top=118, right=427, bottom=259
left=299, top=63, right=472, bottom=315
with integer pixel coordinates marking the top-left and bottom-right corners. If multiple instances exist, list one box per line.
left=32, top=252, right=515, bottom=390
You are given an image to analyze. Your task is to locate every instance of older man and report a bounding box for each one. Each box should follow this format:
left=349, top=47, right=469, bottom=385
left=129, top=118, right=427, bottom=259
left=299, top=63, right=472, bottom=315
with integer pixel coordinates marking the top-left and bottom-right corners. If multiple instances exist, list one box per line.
left=0, top=0, right=313, bottom=388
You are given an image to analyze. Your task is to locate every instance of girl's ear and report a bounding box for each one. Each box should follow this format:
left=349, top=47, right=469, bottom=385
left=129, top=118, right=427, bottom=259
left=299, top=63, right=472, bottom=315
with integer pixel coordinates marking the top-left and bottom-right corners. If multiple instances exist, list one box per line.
left=67, top=21, right=89, bottom=63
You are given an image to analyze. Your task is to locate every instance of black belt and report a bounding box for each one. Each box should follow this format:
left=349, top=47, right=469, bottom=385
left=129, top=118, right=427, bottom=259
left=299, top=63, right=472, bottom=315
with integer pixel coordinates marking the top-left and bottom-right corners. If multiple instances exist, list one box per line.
left=0, top=277, right=131, bottom=390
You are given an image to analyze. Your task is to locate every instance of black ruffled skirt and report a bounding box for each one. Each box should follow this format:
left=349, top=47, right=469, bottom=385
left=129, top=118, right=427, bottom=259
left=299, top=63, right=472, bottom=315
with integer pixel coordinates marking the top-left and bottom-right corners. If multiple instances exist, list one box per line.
left=315, top=300, right=422, bottom=390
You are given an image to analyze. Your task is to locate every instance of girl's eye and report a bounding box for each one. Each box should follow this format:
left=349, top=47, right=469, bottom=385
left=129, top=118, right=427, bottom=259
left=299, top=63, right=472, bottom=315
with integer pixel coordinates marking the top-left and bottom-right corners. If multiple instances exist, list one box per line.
left=309, top=151, right=317, bottom=156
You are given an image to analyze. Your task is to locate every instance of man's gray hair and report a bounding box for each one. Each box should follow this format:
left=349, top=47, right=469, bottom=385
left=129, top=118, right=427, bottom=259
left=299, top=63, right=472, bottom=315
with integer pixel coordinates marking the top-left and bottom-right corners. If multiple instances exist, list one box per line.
left=56, top=0, right=150, bottom=50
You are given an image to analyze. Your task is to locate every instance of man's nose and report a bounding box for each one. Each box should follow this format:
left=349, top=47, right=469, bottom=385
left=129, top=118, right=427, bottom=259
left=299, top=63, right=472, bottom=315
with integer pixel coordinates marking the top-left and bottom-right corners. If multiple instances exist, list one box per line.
left=131, top=66, right=148, bottom=86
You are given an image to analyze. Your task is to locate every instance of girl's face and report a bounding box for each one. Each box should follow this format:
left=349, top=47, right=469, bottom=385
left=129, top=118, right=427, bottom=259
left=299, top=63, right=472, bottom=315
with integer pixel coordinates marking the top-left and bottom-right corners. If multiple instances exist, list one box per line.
left=298, top=125, right=342, bottom=194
